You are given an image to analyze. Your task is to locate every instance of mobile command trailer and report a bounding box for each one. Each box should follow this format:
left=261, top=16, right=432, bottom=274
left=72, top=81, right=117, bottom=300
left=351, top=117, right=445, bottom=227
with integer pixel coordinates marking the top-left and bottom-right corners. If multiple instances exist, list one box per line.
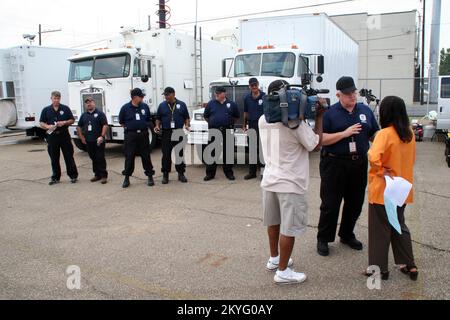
left=0, top=46, right=84, bottom=136
left=67, top=28, right=236, bottom=151
left=189, top=13, right=359, bottom=146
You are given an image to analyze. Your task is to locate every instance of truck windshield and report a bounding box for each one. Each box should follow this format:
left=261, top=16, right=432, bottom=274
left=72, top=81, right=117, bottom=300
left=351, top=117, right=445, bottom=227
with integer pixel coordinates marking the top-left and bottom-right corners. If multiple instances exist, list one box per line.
left=234, top=54, right=261, bottom=77
left=234, top=52, right=296, bottom=78
left=69, top=58, right=93, bottom=82
left=441, top=77, right=450, bottom=99
left=93, top=54, right=131, bottom=79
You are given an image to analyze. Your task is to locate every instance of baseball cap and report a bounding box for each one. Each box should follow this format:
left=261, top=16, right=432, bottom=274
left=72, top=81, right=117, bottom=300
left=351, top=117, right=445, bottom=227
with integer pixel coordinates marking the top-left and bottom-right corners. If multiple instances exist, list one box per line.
left=131, top=88, right=146, bottom=98
left=162, top=87, right=175, bottom=96
left=215, top=86, right=227, bottom=93
left=336, top=76, right=357, bottom=94
left=249, top=78, right=259, bottom=86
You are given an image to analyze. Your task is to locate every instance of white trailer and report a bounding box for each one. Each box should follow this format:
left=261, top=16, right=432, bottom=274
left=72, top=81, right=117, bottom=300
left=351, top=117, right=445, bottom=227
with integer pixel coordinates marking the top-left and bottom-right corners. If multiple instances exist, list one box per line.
left=436, top=76, right=450, bottom=130
left=189, top=13, right=359, bottom=146
left=0, top=46, right=84, bottom=136
left=67, top=28, right=236, bottom=150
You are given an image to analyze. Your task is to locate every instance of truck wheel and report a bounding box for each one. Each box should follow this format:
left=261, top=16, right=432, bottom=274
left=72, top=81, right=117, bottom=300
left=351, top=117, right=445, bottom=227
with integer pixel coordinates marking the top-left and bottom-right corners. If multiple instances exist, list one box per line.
left=73, top=139, right=87, bottom=151
left=149, top=129, right=157, bottom=151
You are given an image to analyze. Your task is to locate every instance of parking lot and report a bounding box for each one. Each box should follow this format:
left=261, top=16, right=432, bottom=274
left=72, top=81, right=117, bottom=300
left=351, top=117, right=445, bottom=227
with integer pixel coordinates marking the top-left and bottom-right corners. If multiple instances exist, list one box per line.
left=0, top=133, right=449, bottom=300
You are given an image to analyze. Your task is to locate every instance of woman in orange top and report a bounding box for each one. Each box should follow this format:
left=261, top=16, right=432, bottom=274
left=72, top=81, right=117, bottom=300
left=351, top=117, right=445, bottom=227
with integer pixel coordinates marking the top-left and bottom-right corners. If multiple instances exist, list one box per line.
left=366, top=96, right=418, bottom=281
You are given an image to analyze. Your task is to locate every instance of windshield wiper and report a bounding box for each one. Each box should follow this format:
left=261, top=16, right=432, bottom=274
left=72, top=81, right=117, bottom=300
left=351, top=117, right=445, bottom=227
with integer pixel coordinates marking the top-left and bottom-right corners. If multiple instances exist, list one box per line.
left=235, top=72, right=252, bottom=77
left=98, top=73, right=112, bottom=85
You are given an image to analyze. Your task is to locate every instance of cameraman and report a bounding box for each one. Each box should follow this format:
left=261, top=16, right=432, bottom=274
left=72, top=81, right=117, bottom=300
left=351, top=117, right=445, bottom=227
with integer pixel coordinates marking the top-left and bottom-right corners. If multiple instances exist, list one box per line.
left=259, top=80, right=326, bottom=285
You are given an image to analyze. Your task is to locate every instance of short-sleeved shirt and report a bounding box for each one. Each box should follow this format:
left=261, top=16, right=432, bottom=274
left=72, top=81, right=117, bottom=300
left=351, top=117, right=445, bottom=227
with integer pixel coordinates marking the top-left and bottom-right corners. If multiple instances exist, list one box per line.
left=156, top=99, right=190, bottom=130
left=203, top=99, right=240, bottom=129
left=259, top=117, right=320, bottom=195
left=322, top=102, right=379, bottom=155
left=244, top=91, right=266, bottom=122
left=77, top=109, right=108, bottom=142
left=39, top=104, right=74, bottom=136
left=118, top=101, right=151, bottom=131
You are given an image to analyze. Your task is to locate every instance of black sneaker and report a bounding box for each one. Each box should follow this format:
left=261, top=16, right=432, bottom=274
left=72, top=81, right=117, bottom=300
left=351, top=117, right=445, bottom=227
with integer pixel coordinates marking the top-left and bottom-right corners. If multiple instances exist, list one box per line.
left=340, top=238, right=363, bottom=251
left=70, top=178, right=78, bottom=184
left=203, top=175, right=214, bottom=181
left=122, top=176, right=130, bottom=188
left=178, top=174, right=188, bottom=183
left=226, top=174, right=235, bottom=181
left=317, top=241, right=329, bottom=256
left=162, top=173, right=169, bottom=185
left=244, top=173, right=257, bottom=180
left=49, top=179, right=60, bottom=186
left=147, top=176, right=155, bottom=187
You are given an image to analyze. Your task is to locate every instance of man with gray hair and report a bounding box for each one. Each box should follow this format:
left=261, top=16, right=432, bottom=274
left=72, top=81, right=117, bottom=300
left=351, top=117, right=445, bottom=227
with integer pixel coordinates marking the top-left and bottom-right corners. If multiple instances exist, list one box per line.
left=39, top=91, right=78, bottom=185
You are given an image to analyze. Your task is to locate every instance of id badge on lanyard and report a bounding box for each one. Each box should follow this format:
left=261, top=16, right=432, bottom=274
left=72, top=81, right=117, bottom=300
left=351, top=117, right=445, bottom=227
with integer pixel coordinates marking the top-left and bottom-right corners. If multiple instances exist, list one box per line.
left=349, top=137, right=357, bottom=153
left=171, top=120, right=175, bottom=129
left=136, top=113, right=141, bottom=121
left=169, top=102, right=176, bottom=129
left=88, top=122, right=92, bottom=132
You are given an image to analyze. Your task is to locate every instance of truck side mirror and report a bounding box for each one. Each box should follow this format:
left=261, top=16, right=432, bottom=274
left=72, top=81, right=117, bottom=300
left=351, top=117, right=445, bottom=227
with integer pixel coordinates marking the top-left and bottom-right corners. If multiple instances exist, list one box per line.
left=222, top=58, right=234, bottom=78
left=141, top=75, right=149, bottom=83
left=317, top=55, right=325, bottom=74
left=140, top=59, right=149, bottom=77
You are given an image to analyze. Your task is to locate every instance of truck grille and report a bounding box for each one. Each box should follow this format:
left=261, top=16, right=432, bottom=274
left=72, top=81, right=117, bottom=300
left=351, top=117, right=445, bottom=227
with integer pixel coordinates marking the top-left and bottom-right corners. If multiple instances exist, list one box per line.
left=81, top=92, right=104, bottom=113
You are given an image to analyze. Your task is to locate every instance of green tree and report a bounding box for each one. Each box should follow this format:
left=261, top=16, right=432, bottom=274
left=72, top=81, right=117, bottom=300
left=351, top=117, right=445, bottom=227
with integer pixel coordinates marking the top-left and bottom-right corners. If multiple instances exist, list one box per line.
left=440, top=48, right=450, bottom=75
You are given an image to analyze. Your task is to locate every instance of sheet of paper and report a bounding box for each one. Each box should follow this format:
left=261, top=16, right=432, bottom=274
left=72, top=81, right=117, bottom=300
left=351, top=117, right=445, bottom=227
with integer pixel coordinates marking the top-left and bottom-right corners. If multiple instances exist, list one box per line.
left=384, top=196, right=402, bottom=234
left=384, top=176, right=413, bottom=207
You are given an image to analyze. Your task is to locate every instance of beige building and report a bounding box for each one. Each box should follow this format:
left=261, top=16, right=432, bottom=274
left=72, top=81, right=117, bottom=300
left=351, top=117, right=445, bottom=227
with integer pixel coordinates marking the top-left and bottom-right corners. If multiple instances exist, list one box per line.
left=331, top=11, right=419, bottom=105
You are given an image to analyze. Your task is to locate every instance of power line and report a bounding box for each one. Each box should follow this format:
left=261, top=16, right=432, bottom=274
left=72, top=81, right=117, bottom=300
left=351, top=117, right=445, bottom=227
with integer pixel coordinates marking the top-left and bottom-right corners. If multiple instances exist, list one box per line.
left=171, top=0, right=358, bottom=26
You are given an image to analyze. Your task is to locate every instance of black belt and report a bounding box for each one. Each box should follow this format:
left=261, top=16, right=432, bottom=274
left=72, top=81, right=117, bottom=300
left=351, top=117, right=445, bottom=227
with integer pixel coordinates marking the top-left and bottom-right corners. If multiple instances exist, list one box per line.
left=125, top=129, right=147, bottom=134
left=322, top=151, right=366, bottom=161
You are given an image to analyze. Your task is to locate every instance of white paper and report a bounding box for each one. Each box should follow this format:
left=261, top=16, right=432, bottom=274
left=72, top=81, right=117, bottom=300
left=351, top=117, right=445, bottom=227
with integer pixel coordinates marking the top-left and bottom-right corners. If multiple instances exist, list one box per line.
left=384, top=176, right=412, bottom=207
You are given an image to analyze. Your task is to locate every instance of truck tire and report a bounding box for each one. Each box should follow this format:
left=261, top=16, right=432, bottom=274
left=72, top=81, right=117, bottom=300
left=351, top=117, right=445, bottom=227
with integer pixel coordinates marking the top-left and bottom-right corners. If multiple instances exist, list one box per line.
left=0, top=100, right=17, bottom=127
left=73, top=139, right=87, bottom=151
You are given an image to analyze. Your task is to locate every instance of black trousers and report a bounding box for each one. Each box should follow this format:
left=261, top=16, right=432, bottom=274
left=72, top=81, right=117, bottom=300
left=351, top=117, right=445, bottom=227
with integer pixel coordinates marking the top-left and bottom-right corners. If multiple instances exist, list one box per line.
left=86, top=141, right=108, bottom=178
left=123, top=131, right=154, bottom=177
left=203, top=127, right=234, bottom=177
left=46, top=133, right=78, bottom=180
left=368, top=204, right=415, bottom=272
left=317, top=155, right=368, bottom=242
left=161, top=129, right=186, bottom=174
left=248, top=120, right=263, bottom=175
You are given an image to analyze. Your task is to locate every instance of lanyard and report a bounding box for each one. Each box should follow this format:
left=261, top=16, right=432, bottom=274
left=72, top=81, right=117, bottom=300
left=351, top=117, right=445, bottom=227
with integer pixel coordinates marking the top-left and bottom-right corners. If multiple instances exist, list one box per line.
left=168, top=101, right=177, bottom=120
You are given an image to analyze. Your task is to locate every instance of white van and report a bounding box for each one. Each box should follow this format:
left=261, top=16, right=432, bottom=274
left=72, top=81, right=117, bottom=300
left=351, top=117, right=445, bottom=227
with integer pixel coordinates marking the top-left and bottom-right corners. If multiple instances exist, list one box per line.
left=437, top=76, right=450, bottom=130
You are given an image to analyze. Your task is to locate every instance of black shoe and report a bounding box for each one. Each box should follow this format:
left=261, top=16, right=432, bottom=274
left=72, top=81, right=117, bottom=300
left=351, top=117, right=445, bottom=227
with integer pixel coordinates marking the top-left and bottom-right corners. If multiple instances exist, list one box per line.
left=400, top=266, right=419, bottom=281
left=244, top=173, right=257, bottom=180
left=317, top=241, right=329, bottom=256
left=162, top=173, right=169, bottom=185
left=203, top=175, right=214, bottom=181
left=364, top=270, right=390, bottom=281
left=49, top=179, right=60, bottom=186
left=122, top=176, right=130, bottom=188
left=147, top=176, right=155, bottom=187
left=226, top=174, right=235, bottom=181
left=178, top=174, right=188, bottom=183
left=101, top=178, right=108, bottom=185
left=340, top=238, right=363, bottom=251
left=70, top=178, right=78, bottom=184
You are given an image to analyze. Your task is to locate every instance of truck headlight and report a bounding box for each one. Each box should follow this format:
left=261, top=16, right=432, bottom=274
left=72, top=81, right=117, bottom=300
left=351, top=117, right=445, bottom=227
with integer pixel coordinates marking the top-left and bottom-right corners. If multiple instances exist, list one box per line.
left=112, top=116, right=119, bottom=123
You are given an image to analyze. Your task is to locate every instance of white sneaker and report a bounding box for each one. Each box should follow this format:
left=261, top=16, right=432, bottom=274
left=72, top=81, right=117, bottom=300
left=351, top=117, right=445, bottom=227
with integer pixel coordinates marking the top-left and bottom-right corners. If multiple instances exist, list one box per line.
left=274, top=267, right=307, bottom=285
left=266, top=256, right=294, bottom=272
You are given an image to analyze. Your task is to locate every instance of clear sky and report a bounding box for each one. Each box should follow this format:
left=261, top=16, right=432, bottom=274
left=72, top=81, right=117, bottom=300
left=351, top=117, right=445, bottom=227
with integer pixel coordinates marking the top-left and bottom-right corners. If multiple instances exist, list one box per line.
left=0, top=0, right=448, bottom=54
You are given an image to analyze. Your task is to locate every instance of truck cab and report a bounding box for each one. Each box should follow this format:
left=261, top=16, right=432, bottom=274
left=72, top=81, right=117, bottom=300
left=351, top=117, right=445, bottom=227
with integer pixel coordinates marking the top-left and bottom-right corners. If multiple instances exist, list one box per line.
left=68, top=48, right=159, bottom=150
left=437, top=75, right=450, bottom=131
left=189, top=46, right=325, bottom=146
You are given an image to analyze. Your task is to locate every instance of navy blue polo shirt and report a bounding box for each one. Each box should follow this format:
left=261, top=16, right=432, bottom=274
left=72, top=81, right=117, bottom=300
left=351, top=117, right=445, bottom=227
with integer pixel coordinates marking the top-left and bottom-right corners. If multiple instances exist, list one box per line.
left=39, top=104, right=74, bottom=136
left=156, top=99, right=190, bottom=130
left=244, top=91, right=266, bottom=122
left=77, top=109, right=108, bottom=142
left=203, top=99, right=240, bottom=128
left=323, top=102, right=380, bottom=155
left=118, top=101, right=151, bottom=131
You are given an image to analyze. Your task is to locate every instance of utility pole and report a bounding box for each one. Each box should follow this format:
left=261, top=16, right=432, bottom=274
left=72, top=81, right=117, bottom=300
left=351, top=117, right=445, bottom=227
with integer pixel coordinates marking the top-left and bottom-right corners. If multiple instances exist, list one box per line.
left=420, top=0, right=426, bottom=104
left=159, top=0, right=166, bottom=29
left=428, top=0, right=441, bottom=104
left=38, top=24, right=62, bottom=46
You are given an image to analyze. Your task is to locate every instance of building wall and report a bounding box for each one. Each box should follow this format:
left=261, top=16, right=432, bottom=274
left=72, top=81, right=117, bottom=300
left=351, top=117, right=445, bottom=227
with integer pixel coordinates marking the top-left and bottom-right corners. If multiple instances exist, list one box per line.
left=331, top=11, right=418, bottom=105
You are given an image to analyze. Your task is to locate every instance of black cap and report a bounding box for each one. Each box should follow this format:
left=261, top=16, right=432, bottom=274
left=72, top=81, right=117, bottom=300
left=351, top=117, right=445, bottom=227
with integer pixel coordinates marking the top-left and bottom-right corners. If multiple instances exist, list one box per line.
left=131, top=88, right=146, bottom=98
left=215, top=86, right=226, bottom=93
left=162, top=87, right=175, bottom=96
left=249, top=77, right=259, bottom=85
left=336, top=76, right=357, bottom=94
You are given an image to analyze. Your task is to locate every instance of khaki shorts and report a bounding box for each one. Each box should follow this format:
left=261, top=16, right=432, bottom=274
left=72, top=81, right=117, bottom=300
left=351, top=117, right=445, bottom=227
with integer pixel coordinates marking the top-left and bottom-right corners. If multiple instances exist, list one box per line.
left=262, top=190, right=308, bottom=237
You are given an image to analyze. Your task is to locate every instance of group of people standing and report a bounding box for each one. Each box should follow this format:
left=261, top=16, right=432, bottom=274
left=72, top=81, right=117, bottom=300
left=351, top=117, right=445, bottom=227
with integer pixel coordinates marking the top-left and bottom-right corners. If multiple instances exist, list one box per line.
left=39, top=75, right=418, bottom=286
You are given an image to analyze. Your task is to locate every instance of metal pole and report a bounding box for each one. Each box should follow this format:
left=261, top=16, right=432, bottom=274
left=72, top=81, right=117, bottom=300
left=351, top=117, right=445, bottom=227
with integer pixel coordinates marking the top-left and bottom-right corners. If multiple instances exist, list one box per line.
left=429, top=0, right=441, bottom=104
left=421, top=0, right=426, bottom=104
left=38, top=24, right=42, bottom=46
left=159, top=0, right=166, bottom=29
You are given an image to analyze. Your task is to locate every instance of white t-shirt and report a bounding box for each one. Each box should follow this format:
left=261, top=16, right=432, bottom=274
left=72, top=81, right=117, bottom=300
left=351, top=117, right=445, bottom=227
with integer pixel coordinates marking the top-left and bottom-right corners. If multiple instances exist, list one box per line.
left=259, top=117, right=319, bottom=195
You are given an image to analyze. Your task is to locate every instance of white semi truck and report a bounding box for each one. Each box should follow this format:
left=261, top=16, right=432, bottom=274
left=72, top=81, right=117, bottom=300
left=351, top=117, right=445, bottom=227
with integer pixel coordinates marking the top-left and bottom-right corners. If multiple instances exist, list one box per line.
left=0, top=46, right=84, bottom=136
left=189, top=13, right=359, bottom=146
left=67, top=28, right=236, bottom=150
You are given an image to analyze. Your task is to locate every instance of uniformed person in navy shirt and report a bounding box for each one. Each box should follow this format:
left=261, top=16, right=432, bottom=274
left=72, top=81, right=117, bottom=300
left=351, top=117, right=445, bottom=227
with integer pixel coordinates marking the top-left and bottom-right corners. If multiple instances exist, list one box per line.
left=317, top=76, right=380, bottom=257
left=243, top=77, right=266, bottom=180
left=39, top=91, right=78, bottom=185
left=76, top=97, right=109, bottom=184
left=155, top=87, right=190, bottom=184
left=203, top=86, right=240, bottom=181
left=119, top=88, right=155, bottom=188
